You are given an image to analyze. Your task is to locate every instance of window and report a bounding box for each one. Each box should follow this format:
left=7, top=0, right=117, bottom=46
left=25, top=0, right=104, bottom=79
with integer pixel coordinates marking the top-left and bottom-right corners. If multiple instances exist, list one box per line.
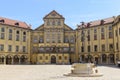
left=109, top=32, right=113, bottom=38
left=94, top=34, right=97, bottom=40
left=9, top=29, right=12, bottom=33
left=46, top=47, right=50, bottom=51
left=39, top=56, right=42, bottom=60
left=101, top=44, right=105, bottom=51
left=1, top=27, right=5, bottom=32
left=57, top=20, right=61, bottom=26
left=94, top=45, right=97, bottom=52
left=47, top=20, right=50, bottom=26
left=94, top=29, right=97, bottom=33
left=101, top=33, right=104, bottom=39
left=94, top=29, right=97, bottom=40
left=101, top=28, right=105, bottom=39
left=0, top=44, right=4, bottom=51
left=46, top=56, right=48, bottom=60
left=16, top=31, right=19, bottom=34
left=23, top=32, right=26, bottom=35
left=16, top=46, right=19, bottom=52
left=87, top=35, right=90, bottom=41
left=81, top=46, right=84, bottom=52
left=1, top=33, right=4, bottom=39
left=101, top=28, right=104, bottom=33
left=63, top=47, right=69, bottom=52
left=33, top=36, right=38, bottom=43
left=16, top=35, right=19, bottom=41
left=39, top=38, right=43, bottom=43
left=70, top=47, right=74, bottom=52
left=23, top=46, right=26, bottom=52
left=109, top=44, right=113, bottom=51
left=8, top=45, right=12, bottom=52
left=8, top=34, right=12, bottom=40
left=109, top=26, right=112, bottom=30
left=64, top=56, right=67, bottom=60
left=23, top=36, right=26, bottom=42
left=88, top=46, right=90, bottom=52
left=39, top=47, right=45, bottom=52
left=59, top=56, right=62, bottom=60
left=52, top=20, right=55, bottom=26
left=65, top=37, right=69, bottom=43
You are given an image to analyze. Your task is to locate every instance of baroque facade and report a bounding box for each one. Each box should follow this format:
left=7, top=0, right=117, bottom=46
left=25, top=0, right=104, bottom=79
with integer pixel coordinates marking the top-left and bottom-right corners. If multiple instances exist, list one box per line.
left=0, top=10, right=120, bottom=65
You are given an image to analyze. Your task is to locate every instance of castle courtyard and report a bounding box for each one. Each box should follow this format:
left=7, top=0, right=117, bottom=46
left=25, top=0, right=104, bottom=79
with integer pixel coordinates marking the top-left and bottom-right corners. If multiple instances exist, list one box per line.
left=0, top=65, right=120, bottom=80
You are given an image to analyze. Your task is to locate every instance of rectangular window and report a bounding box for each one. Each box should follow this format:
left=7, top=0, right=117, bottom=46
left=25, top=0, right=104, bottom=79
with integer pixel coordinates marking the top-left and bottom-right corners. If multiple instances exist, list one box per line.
left=94, top=34, right=97, bottom=40
left=39, top=38, right=43, bottom=43
left=70, top=47, right=74, bottom=52
left=0, top=44, right=4, bottom=51
left=101, top=44, right=105, bottom=51
left=109, top=44, right=113, bottom=51
left=8, top=34, right=12, bottom=40
left=88, top=46, right=90, bottom=52
left=94, top=45, right=97, bottom=52
left=88, top=35, right=90, bottom=41
left=8, top=45, right=12, bottom=52
left=23, top=46, right=26, bottom=52
left=23, top=36, right=26, bottom=42
left=1, top=33, right=4, bottom=39
left=16, top=35, right=19, bottom=41
left=33, top=36, right=38, bottom=43
left=109, top=32, right=113, bottom=38
left=81, top=46, right=84, bottom=52
left=1, top=27, right=5, bottom=32
left=9, top=29, right=12, bottom=33
left=16, top=46, right=19, bottom=52
left=101, top=33, right=104, bottom=39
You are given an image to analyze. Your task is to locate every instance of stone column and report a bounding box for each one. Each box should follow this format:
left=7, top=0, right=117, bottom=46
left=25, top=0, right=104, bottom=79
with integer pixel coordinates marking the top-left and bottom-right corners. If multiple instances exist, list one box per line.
left=4, top=57, right=6, bottom=65
left=12, top=58, right=14, bottom=64
left=19, top=58, right=21, bottom=64
left=101, top=56, right=102, bottom=64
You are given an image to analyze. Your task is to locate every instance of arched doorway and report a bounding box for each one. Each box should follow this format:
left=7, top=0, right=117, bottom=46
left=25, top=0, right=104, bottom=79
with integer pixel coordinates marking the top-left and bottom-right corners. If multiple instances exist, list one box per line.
left=20, top=55, right=27, bottom=64
left=109, top=54, right=114, bottom=64
left=6, top=56, right=12, bottom=64
left=102, top=54, right=107, bottom=64
left=80, top=55, right=85, bottom=63
left=95, top=57, right=99, bottom=64
left=85, top=55, right=93, bottom=63
left=51, top=55, right=56, bottom=64
left=14, top=55, right=19, bottom=64
left=0, top=56, right=4, bottom=64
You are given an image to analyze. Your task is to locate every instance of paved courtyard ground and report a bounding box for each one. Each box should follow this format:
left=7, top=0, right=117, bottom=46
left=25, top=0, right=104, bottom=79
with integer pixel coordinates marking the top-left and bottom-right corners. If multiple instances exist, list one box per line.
left=0, top=64, right=120, bottom=80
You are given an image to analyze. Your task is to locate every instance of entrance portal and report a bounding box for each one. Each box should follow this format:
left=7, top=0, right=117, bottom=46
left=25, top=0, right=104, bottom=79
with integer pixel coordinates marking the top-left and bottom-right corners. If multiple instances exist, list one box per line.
left=51, top=55, right=56, bottom=64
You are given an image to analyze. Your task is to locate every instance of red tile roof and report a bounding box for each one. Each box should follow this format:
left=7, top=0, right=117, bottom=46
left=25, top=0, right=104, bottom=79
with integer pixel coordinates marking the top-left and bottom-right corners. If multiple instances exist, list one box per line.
left=77, top=17, right=115, bottom=29
left=0, top=16, right=30, bottom=29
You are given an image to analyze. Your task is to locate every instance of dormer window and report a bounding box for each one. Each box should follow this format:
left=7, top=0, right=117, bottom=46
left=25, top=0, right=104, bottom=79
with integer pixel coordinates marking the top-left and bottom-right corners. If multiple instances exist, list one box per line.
left=15, top=22, right=19, bottom=26
left=0, top=19, right=5, bottom=23
left=87, top=23, right=91, bottom=27
left=101, top=20, right=105, bottom=25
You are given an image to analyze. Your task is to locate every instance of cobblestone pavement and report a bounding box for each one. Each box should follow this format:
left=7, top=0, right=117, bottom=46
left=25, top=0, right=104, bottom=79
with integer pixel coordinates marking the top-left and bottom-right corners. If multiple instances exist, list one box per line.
left=0, top=65, right=120, bottom=80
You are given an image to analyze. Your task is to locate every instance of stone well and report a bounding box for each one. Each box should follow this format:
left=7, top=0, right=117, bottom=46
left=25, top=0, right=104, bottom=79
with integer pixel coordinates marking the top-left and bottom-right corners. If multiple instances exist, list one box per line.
left=64, top=63, right=103, bottom=77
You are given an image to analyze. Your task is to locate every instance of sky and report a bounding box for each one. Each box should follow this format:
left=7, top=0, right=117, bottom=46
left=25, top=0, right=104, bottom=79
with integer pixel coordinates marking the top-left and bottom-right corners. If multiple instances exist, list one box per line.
left=0, top=0, right=120, bottom=29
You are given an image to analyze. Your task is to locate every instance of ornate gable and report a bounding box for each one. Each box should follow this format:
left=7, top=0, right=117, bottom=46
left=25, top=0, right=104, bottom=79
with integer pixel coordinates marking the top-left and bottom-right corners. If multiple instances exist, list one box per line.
left=43, top=10, right=64, bottom=19
left=35, top=24, right=44, bottom=31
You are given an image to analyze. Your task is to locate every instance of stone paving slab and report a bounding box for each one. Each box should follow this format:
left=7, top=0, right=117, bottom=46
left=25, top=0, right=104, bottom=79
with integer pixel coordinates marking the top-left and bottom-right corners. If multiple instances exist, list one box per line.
left=0, top=65, right=120, bottom=80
